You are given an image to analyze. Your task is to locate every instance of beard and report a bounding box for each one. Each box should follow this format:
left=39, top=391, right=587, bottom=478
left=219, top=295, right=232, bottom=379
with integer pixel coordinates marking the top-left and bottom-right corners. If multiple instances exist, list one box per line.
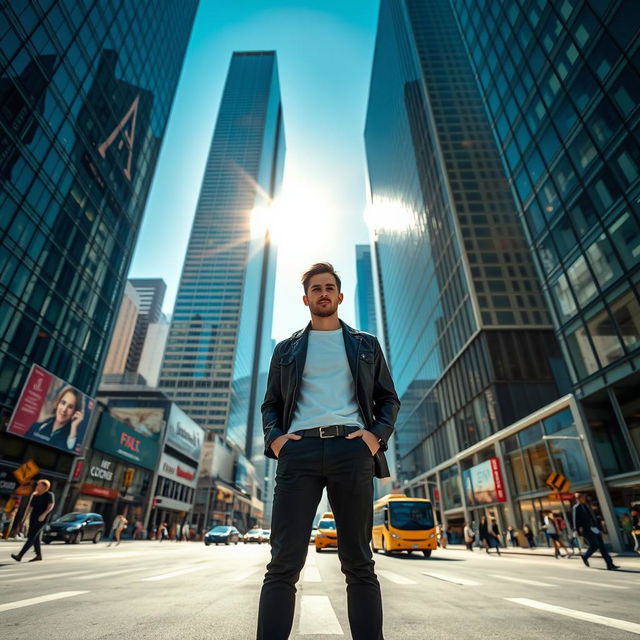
left=310, top=300, right=339, bottom=317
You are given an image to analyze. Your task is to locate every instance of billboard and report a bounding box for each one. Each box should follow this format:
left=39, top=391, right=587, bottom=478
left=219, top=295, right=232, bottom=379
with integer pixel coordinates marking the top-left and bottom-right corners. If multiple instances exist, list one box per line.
left=108, top=406, right=164, bottom=440
left=165, top=404, right=204, bottom=462
left=7, top=364, right=95, bottom=455
left=93, top=413, right=160, bottom=470
left=463, top=457, right=507, bottom=505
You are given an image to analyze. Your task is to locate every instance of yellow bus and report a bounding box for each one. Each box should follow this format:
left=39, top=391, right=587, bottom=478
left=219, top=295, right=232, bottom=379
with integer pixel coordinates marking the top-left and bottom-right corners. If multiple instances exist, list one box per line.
left=372, top=493, right=437, bottom=558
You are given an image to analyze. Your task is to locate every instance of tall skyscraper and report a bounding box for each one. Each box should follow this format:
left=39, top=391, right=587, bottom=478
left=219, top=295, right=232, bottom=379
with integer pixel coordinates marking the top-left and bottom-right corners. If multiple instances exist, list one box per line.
left=159, top=52, right=285, bottom=460
left=0, top=2, right=197, bottom=482
left=126, top=278, right=167, bottom=374
left=102, top=282, right=140, bottom=376
left=450, top=1, right=640, bottom=513
left=355, top=244, right=378, bottom=335
left=364, top=0, right=569, bottom=485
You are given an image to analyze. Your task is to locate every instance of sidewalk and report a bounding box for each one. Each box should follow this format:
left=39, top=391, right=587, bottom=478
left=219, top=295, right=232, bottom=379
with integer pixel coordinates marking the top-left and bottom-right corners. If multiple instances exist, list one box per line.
left=446, top=542, right=640, bottom=559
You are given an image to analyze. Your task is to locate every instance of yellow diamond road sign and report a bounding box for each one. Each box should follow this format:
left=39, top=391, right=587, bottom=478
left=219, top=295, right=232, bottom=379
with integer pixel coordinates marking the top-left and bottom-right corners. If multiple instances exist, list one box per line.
left=13, top=460, right=40, bottom=485
left=545, top=472, right=571, bottom=493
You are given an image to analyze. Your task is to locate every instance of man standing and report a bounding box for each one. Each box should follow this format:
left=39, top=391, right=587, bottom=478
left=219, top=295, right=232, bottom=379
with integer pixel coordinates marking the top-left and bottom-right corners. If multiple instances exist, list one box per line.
left=11, top=479, right=55, bottom=562
left=572, top=492, right=619, bottom=570
left=256, top=263, right=400, bottom=640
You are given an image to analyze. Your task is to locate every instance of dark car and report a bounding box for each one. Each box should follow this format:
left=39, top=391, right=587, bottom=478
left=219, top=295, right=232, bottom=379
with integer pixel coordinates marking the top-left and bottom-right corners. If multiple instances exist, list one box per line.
left=43, top=512, right=105, bottom=544
left=204, top=525, right=240, bottom=546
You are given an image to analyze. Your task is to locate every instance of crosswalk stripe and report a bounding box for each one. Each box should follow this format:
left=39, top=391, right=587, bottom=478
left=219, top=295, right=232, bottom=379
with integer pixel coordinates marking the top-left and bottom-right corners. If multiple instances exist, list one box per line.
left=550, top=576, right=629, bottom=590
left=490, top=574, right=555, bottom=587
left=506, top=598, right=640, bottom=635
left=0, top=591, right=89, bottom=613
left=377, top=569, right=416, bottom=585
left=74, top=568, right=141, bottom=580
left=421, top=571, right=480, bottom=586
left=230, top=567, right=261, bottom=582
left=299, top=595, right=343, bottom=635
left=9, top=570, right=90, bottom=583
left=302, top=566, right=322, bottom=582
left=140, top=564, right=209, bottom=582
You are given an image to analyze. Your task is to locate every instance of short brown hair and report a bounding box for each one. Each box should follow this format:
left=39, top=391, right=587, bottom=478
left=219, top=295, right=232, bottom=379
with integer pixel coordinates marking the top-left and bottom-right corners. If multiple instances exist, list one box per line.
left=301, top=263, right=341, bottom=294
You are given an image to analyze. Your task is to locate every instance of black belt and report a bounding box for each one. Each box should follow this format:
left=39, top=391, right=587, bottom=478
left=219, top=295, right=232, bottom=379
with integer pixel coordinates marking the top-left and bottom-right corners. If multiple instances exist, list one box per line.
left=293, top=425, right=361, bottom=439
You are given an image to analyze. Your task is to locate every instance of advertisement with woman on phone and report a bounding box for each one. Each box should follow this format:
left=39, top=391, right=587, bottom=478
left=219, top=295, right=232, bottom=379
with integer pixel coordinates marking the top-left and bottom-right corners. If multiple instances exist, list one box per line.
left=7, top=364, right=94, bottom=455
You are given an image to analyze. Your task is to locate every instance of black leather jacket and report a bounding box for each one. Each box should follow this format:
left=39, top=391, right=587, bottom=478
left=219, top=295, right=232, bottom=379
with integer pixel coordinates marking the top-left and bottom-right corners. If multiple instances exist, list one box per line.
left=261, top=320, right=400, bottom=478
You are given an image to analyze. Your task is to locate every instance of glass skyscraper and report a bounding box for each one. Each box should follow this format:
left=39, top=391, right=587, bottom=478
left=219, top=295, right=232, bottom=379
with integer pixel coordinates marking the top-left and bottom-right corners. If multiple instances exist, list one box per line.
left=0, top=2, right=197, bottom=479
left=159, top=52, right=285, bottom=462
left=451, top=0, right=640, bottom=510
left=355, top=244, right=378, bottom=335
left=364, top=0, right=569, bottom=485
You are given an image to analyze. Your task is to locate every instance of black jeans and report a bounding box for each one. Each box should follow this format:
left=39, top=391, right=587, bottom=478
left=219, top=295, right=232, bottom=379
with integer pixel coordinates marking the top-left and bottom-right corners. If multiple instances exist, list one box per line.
left=17, top=520, right=45, bottom=558
left=257, top=435, right=382, bottom=640
left=582, top=530, right=614, bottom=566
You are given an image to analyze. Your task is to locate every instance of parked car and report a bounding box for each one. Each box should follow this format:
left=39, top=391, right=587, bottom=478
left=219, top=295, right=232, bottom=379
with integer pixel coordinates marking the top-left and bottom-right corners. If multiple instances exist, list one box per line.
left=204, top=525, right=240, bottom=545
left=243, top=528, right=264, bottom=544
left=43, top=512, right=105, bottom=544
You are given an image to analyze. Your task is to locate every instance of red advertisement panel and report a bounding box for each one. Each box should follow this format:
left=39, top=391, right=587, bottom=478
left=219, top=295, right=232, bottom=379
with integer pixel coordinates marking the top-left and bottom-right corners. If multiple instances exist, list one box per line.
left=7, top=364, right=95, bottom=455
left=490, top=457, right=507, bottom=503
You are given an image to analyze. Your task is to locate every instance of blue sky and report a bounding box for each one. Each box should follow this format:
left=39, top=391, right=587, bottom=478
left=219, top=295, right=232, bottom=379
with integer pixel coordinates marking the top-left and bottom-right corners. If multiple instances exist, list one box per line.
left=129, top=0, right=381, bottom=340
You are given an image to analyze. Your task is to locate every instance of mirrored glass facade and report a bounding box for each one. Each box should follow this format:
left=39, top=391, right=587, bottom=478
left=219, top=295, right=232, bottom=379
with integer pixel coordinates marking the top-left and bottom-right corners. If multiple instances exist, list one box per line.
left=355, top=244, right=378, bottom=335
left=0, top=1, right=197, bottom=420
left=451, top=0, right=640, bottom=488
left=365, top=0, right=568, bottom=483
left=159, top=52, right=285, bottom=460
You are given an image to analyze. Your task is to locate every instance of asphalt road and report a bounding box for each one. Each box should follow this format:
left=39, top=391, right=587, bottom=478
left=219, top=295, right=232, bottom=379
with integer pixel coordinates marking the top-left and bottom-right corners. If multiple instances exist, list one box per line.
left=1, top=539, right=639, bottom=639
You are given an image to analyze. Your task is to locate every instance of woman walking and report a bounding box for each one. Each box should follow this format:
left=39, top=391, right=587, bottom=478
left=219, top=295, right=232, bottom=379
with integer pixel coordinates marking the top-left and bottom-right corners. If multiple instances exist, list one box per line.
left=463, top=521, right=476, bottom=551
left=544, top=510, right=571, bottom=558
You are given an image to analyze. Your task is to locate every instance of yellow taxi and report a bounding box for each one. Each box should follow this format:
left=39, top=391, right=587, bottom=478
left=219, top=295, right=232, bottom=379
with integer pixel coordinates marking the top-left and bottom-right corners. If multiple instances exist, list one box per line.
left=314, top=514, right=337, bottom=552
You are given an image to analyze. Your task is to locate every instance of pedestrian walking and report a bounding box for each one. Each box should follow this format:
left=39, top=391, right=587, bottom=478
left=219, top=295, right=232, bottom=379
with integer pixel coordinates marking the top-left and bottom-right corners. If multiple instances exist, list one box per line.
left=543, top=510, right=572, bottom=558
left=175, top=522, right=181, bottom=541
left=463, top=521, right=475, bottom=551
left=490, top=517, right=502, bottom=555
left=507, top=525, right=518, bottom=547
left=479, top=515, right=499, bottom=554
left=572, top=492, right=619, bottom=570
left=628, top=506, right=639, bottom=552
left=11, top=479, right=55, bottom=562
left=182, top=522, right=190, bottom=541
left=107, top=514, right=128, bottom=546
left=256, top=263, right=400, bottom=640
left=157, top=522, right=167, bottom=542
left=522, top=524, right=536, bottom=548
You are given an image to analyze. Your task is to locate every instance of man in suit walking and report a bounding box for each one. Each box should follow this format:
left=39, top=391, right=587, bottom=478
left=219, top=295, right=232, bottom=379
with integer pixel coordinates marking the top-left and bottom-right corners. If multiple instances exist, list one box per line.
left=572, top=492, right=619, bottom=570
left=256, top=263, right=400, bottom=640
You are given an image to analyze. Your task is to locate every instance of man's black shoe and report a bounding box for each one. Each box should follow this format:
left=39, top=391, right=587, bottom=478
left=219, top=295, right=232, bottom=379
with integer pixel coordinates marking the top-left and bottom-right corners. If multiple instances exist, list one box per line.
left=607, top=564, right=620, bottom=570
left=10, top=553, right=21, bottom=562
left=581, top=554, right=589, bottom=567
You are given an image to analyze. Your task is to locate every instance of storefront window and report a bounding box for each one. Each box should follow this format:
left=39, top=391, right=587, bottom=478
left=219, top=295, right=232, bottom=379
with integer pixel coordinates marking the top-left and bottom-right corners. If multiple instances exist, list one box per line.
left=441, top=464, right=462, bottom=510
left=523, top=442, right=553, bottom=490
left=614, top=386, right=640, bottom=467
left=507, top=451, right=529, bottom=494
left=546, top=425, right=590, bottom=484
left=518, top=422, right=543, bottom=448
left=542, top=408, right=574, bottom=435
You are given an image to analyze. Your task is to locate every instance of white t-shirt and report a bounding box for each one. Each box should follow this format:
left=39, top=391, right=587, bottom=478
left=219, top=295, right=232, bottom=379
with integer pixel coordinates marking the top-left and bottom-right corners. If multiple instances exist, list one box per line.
left=289, top=329, right=364, bottom=432
left=544, top=515, right=557, bottom=535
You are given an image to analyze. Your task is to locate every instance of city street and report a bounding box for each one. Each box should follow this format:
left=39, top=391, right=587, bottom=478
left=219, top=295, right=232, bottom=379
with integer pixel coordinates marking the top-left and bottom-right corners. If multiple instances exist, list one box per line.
left=1, top=540, right=639, bottom=639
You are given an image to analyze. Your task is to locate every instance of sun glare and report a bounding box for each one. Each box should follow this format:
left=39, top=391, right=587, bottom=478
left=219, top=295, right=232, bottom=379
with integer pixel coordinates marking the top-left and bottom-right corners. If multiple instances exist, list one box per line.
left=364, top=197, right=414, bottom=233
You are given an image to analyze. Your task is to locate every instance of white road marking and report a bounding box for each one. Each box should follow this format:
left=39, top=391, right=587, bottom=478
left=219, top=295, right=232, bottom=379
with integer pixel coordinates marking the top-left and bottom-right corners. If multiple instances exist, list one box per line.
left=377, top=569, right=416, bottom=585
left=550, top=576, right=629, bottom=590
left=421, top=571, right=480, bottom=586
left=74, top=568, right=141, bottom=580
left=490, top=574, right=555, bottom=587
left=302, top=566, right=322, bottom=582
left=63, top=551, right=147, bottom=560
left=507, top=598, right=640, bottom=635
left=0, top=591, right=89, bottom=613
left=299, top=595, right=343, bottom=635
left=9, top=570, right=90, bottom=583
left=140, top=564, right=210, bottom=582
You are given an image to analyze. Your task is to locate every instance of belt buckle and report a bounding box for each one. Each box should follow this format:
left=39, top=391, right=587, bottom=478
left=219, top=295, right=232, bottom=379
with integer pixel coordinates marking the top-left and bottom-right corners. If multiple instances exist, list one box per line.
left=319, top=426, right=336, bottom=438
